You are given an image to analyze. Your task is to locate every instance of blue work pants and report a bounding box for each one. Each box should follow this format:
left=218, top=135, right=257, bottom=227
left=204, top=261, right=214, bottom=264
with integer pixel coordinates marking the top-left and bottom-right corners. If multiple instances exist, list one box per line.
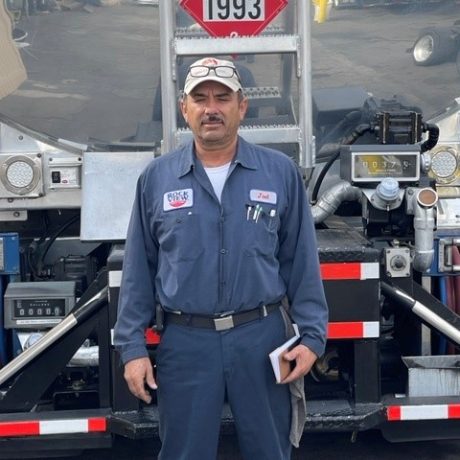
left=156, top=308, right=292, bottom=460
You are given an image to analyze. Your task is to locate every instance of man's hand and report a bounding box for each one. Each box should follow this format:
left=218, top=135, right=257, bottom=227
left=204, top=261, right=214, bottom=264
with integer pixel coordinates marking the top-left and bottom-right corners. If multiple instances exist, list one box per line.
left=281, top=344, right=317, bottom=384
left=124, top=357, right=157, bottom=404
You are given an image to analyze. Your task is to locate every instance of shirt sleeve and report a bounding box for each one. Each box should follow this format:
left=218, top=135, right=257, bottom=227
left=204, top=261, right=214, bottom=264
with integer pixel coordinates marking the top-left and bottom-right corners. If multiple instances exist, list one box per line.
left=113, top=174, right=158, bottom=365
left=278, top=162, right=328, bottom=358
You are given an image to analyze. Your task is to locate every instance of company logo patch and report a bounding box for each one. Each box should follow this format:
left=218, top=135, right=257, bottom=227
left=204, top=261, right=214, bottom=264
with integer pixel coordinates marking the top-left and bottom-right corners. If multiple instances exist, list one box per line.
left=163, top=188, right=193, bottom=211
left=249, top=189, right=277, bottom=205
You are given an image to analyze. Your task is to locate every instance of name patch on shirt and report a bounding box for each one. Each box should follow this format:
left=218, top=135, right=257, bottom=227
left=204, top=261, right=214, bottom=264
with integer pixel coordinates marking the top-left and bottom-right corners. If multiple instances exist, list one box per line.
left=163, top=188, right=193, bottom=211
left=250, top=189, right=277, bottom=205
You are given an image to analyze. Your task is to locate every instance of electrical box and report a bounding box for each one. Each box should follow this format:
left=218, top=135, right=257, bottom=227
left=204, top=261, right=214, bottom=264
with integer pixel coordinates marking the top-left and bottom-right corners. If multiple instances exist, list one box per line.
left=0, top=233, right=20, bottom=274
left=3, top=281, right=76, bottom=329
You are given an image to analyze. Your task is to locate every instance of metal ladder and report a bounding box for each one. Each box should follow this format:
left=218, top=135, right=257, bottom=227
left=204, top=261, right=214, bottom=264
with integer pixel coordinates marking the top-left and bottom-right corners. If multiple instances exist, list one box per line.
left=158, top=0, right=315, bottom=171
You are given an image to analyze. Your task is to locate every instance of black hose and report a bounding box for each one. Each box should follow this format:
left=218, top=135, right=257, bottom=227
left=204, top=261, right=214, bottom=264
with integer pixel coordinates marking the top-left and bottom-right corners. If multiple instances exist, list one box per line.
left=311, top=149, right=341, bottom=204
left=317, top=110, right=363, bottom=149
left=341, top=123, right=371, bottom=146
left=311, top=124, right=371, bottom=204
left=316, top=142, right=343, bottom=163
left=421, top=122, right=439, bottom=153
left=34, top=214, right=80, bottom=278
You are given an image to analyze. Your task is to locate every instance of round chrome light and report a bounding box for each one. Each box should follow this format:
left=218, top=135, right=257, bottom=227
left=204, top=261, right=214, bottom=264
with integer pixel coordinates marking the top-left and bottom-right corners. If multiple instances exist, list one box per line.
left=1, top=155, right=41, bottom=195
left=6, top=161, right=34, bottom=188
left=431, top=149, right=458, bottom=181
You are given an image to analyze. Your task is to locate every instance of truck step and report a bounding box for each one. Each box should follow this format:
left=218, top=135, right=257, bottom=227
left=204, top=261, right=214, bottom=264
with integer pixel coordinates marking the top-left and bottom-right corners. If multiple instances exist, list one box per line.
left=111, top=400, right=385, bottom=439
left=305, top=400, right=384, bottom=432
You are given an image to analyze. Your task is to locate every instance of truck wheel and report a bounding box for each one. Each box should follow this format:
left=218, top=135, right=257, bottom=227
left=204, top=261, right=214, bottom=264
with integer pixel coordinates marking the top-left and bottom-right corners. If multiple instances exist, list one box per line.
left=412, top=28, right=457, bottom=66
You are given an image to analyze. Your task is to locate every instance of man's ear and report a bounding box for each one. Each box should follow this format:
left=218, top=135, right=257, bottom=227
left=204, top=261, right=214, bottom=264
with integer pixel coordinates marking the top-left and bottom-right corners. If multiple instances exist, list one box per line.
left=180, top=99, right=188, bottom=123
left=239, top=97, right=249, bottom=121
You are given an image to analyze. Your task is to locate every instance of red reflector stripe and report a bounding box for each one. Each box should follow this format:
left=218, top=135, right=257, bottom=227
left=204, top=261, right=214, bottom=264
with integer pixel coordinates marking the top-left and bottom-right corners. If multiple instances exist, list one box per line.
left=386, top=406, right=401, bottom=421
left=145, top=329, right=161, bottom=345
left=321, top=263, right=362, bottom=280
left=88, top=417, right=107, bottom=432
left=0, top=421, right=40, bottom=437
left=328, top=322, right=363, bottom=339
left=320, top=262, right=379, bottom=280
left=448, top=405, right=460, bottom=419
left=0, top=418, right=107, bottom=438
left=327, top=321, right=379, bottom=339
left=387, top=404, right=460, bottom=421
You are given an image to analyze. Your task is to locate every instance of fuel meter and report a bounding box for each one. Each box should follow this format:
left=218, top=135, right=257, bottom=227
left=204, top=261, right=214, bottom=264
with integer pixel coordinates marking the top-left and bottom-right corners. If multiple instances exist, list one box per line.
left=340, top=145, right=420, bottom=184
left=4, top=281, right=76, bottom=329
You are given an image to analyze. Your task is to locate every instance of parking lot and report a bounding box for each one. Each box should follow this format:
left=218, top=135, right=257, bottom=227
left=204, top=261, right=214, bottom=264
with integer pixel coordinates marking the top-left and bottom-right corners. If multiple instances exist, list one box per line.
left=1, top=1, right=460, bottom=144
left=312, top=1, right=460, bottom=116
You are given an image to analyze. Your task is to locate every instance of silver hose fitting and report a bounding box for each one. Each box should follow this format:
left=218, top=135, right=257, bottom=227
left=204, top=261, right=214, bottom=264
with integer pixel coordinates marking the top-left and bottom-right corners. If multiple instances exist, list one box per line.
left=311, top=180, right=362, bottom=224
left=412, top=188, right=438, bottom=272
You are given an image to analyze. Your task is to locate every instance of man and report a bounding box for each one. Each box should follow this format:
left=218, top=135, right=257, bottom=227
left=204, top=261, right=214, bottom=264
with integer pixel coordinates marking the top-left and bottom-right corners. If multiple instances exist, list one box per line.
left=114, top=57, right=328, bottom=459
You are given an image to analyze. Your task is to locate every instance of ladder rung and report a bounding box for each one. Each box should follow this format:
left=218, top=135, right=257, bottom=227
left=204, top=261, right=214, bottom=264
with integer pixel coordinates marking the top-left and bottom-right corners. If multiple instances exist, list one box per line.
left=245, top=87, right=282, bottom=99
left=175, top=25, right=285, bottom=39
left=175, top=125, right=301, bottom=145
left=174, top=35, right=298, bottom=56
left=245, top=87, right=284, bottom=108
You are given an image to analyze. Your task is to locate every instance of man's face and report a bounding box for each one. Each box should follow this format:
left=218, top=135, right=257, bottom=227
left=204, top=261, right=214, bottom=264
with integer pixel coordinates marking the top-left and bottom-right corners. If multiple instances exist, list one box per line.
left=180, top=81, right=248, bottom=150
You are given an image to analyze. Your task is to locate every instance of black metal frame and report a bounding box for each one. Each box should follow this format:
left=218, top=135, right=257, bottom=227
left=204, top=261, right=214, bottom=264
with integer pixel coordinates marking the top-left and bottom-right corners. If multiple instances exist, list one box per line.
left=0, top=271, right=111, bottom=413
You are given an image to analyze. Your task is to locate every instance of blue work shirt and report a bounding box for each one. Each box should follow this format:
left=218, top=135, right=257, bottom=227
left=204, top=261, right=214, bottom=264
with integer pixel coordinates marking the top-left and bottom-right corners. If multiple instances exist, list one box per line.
left=114, top=136, right=328, bottom=364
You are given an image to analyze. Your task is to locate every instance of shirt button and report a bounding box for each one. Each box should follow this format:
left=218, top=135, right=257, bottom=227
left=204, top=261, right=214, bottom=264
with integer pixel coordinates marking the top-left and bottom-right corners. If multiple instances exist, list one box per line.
left=220, top=249, right=227, bottom=254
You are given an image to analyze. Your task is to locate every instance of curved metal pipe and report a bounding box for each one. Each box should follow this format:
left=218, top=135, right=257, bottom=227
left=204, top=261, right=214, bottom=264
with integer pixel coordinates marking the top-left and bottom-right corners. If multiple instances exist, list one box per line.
left=23, top=333, right=99, bottom=367
left=69, top=346, right=99, bottom=367
left=412, top=188, right=438, bottom=272
left=382, top=281, right=460, bottom=345
left=311, top=180, right=362, bottom=223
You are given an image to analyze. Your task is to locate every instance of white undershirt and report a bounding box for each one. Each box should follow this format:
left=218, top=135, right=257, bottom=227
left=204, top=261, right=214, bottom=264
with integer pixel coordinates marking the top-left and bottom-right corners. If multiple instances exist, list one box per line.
left=204, top=161, right=231, bottom=202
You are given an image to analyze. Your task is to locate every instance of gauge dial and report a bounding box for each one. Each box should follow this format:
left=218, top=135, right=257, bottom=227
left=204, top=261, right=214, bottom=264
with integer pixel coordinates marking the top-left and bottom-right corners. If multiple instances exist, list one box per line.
left=351, top=152, right=420, bottom=182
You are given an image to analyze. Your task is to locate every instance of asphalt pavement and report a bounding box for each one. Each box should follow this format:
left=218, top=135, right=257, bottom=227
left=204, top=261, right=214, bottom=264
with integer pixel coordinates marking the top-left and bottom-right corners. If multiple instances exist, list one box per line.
left=55, top=430, right=460, bottom=459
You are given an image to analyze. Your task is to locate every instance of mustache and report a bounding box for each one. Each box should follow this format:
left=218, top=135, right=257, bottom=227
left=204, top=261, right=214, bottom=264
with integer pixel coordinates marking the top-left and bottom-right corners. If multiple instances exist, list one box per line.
left=201, top=114, right=223, bottom=123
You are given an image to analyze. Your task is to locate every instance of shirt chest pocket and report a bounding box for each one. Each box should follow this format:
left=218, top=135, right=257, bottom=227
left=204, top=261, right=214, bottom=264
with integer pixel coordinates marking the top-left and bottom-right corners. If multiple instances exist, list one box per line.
left=243, top=206, right=279, bottom=258
left=156, top=212, right=204, bottom=262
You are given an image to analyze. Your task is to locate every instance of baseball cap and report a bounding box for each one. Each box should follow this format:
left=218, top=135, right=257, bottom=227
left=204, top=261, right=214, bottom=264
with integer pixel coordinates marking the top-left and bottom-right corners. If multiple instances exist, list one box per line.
left=183, top=57, right=242, bottom=95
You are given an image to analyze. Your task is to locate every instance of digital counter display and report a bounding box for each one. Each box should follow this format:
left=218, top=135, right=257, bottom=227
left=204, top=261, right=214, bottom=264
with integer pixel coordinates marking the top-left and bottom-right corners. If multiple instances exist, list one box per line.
left=14, top=298, right=66, bottom=319
left=351, top=152, right=420, bottom=182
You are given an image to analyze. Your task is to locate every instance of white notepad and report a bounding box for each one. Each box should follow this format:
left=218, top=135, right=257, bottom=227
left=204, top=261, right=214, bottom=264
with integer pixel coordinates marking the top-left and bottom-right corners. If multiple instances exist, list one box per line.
left=269, top=324, right=300, bottom=383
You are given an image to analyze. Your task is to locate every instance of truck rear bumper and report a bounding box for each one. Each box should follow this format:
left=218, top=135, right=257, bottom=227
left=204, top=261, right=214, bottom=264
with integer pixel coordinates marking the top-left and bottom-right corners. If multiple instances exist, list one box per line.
left=382, top=395, right=460, bottom=442
left=0, top=408, right=112, bottom=458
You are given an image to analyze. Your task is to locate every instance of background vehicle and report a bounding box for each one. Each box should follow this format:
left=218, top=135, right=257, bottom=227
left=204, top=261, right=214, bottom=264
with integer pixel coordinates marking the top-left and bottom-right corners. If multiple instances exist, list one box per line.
left=2, top=0, right=460, bottom=458
left=411, top=22, right=460, bottom=67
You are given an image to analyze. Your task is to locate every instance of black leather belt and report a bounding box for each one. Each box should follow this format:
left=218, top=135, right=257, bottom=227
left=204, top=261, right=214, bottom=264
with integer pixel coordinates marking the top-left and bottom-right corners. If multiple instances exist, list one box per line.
left=164, top=303, right=280, bottom=332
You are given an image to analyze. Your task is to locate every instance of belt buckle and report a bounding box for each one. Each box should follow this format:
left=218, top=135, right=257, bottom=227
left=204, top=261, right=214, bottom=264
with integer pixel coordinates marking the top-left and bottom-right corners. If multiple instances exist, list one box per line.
left=214, top=315, right=234, bottom=331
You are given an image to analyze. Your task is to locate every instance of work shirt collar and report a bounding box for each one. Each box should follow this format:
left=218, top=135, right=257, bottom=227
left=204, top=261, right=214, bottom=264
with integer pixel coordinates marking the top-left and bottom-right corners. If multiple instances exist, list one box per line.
left=177, top=136, right=258, bottom=178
